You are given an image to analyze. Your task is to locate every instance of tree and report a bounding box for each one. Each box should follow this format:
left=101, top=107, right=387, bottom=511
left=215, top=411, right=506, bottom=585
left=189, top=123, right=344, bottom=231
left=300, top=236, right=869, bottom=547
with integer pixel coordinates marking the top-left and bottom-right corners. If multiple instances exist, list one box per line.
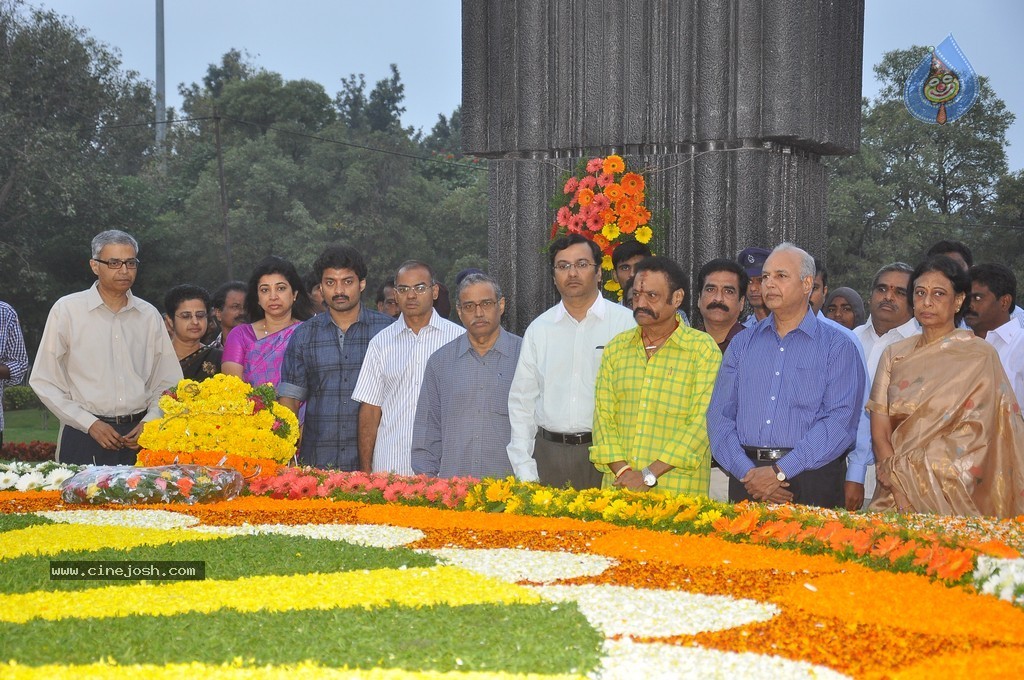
left=0, top=0, right=157, bottom=340
left=826, top=46, right=1016, bottom=294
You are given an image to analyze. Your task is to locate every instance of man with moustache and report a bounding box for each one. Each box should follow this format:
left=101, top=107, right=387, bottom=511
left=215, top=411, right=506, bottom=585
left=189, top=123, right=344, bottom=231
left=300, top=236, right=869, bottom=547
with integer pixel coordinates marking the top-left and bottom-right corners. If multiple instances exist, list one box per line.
left=31, top=230, right=182, bottom=465
left=708, top=243, right=865, bottom=508
left=738, top=247, right=770, bottom=327
left=695, top=258, right=749, bottom=501
left=375, top=278, right=399, bottom=318
left=507, top=234, right=635, bottom=487
left=412, top=273, right=523, bottom=478
left=850, top=262, right=918, bottom=504
left=591, top=257, right=721, bottom=495
left=696, top=259, right=748, bottom=352
left=279, top=245, right=393, bottom=470
left=966, top=263, right=1024, bottom=409
left=354, top=260, right=464, bottom=475
left=207, top=281, right=247, bottom=348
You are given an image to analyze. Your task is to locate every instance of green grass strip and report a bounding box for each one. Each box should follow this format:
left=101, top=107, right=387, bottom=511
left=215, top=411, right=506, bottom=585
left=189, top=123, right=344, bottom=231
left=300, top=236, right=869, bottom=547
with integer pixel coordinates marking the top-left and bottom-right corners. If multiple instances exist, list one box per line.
left=0, top=533, right=436, bottom=594
left=0, top=513, right=53, bottom=534
left=0, top=603, right=603, bottom=674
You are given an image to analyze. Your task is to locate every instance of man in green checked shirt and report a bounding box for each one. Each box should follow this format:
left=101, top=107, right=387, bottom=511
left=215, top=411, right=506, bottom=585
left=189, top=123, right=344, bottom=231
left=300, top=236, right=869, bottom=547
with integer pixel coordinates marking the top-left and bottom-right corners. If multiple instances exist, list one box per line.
left=590, top=256, right=722, bottom=496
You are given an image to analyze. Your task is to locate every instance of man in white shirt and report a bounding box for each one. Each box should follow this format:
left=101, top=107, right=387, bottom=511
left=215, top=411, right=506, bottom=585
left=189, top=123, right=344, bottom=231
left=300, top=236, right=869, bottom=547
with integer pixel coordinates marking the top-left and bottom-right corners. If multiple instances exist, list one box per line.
left=852, top=262, right=919, bottom=503
left=353, top=260, right=464, bottom=475
left=31, top=230, right=182, bottom=465
left=507, top=234, right=635, bottom=488
left=965, top=263, right=1024, bottom=410
left=928, top=239, right=1024, bottom=324
left=853, top=263, right=920, bottom=380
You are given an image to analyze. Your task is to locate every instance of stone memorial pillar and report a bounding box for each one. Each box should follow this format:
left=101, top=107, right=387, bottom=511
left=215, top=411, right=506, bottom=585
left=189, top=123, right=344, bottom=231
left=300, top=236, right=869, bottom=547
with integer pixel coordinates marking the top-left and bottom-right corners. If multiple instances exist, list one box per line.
left=462, top=0, right=864, bottom=332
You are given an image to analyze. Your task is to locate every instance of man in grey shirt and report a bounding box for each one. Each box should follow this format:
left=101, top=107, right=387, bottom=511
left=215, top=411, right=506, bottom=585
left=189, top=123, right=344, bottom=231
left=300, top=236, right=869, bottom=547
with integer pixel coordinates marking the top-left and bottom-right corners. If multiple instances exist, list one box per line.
left=411, top=272, right=522, bottom=478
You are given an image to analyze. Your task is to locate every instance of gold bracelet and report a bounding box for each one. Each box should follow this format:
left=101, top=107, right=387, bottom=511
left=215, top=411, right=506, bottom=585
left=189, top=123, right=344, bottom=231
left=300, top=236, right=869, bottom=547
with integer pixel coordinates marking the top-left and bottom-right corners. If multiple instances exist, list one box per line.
left=613, top=465, right=632, bottom=479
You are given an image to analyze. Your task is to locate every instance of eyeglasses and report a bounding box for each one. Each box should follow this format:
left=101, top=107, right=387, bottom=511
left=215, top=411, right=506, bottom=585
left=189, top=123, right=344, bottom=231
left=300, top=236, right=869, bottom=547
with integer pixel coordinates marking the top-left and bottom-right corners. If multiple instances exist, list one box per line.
left=553, top=260, right=597, bottom=272
left=458, top=299, right=498, bottom=314
left=175, top=312, right=208, bottom=321
left=395, top=283, right=432, bottom=296
left=93, top=257, right=140, bottom=270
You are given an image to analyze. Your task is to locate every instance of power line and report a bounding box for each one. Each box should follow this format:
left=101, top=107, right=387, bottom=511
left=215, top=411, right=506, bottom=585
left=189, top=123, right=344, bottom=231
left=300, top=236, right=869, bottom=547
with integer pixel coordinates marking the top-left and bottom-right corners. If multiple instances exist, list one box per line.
left=827, top=215, right=1024, bottom=232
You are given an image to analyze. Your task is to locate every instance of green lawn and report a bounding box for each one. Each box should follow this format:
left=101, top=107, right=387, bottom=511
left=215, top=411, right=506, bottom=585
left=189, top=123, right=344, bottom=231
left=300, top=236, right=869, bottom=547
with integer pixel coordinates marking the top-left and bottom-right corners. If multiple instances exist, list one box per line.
left=3, top=409, right=59, bottom=443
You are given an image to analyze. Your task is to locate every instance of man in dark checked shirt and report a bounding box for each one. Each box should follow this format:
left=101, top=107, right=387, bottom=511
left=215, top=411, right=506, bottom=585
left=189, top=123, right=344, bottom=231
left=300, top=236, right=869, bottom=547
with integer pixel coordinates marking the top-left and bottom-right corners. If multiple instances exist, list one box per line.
left=279, top=245, right=393, bottom=470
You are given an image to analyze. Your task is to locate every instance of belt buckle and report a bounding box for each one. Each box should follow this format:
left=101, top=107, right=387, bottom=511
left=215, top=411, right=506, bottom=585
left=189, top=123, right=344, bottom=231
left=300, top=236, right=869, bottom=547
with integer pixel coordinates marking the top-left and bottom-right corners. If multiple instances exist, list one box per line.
left=565, top=433, right=584, bottom=445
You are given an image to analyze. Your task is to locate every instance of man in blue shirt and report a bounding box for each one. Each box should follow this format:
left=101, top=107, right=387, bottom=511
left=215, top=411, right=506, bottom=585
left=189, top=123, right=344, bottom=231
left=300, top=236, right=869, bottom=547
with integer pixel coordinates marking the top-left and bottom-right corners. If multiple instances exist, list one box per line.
left=707, top=243, right=866, bottom=508
left=279, top=245, right=393, bottom=470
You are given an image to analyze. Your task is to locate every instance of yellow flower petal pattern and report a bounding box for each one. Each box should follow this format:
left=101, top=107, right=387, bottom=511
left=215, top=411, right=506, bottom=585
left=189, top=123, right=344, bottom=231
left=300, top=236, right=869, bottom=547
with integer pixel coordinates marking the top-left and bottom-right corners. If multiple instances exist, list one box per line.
left=0, top=524, right=223, bottom=560
left=0, top=566, right=541, bottom=623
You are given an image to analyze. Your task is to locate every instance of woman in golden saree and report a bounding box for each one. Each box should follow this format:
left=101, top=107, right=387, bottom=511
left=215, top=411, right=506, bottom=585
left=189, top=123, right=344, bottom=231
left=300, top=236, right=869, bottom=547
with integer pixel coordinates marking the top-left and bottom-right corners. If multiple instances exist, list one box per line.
left=868, top=255, right=1024, bottom=518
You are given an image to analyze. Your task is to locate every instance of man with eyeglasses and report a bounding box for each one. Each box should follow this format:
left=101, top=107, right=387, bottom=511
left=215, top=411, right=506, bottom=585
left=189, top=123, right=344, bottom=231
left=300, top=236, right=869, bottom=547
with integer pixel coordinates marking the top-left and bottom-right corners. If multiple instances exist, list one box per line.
left=353, top=260, right=464, bottom=475
left=507, top=233, right=635, bottom=488
left=411, top=272, right=523, bottom=478
left=31, top=230, right=182, bottom=465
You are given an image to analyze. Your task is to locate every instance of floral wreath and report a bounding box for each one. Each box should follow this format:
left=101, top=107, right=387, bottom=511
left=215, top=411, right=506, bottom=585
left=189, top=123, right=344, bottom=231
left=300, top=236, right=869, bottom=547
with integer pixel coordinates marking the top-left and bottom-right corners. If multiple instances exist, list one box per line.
left=550, top=154, right=661, bottom=299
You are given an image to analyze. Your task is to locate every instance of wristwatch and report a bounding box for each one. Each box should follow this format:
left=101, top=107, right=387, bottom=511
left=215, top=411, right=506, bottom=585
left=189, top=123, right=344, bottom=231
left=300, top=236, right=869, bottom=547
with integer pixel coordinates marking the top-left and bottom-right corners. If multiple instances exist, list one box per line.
left=772, top=463, right=787, bottom=482
left=641, top=466, right=658, bottom=487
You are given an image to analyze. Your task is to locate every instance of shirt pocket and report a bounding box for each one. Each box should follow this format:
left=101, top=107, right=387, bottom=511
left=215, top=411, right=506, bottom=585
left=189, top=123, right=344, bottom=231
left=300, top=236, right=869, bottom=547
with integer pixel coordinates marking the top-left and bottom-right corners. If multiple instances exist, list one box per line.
left=792, top=366, right=826, bottom=412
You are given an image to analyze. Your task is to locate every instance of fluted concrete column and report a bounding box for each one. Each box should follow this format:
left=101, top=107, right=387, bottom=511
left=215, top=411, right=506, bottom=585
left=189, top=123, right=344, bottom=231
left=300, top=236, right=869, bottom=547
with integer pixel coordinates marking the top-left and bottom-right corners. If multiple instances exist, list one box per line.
left=463, top=0, right=863, bottom=332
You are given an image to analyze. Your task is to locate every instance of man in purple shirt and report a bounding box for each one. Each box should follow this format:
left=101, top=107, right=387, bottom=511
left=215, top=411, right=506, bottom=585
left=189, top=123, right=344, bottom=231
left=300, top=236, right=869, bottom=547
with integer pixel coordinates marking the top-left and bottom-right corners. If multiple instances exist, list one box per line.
left=707, top=243, right=866, bottom=508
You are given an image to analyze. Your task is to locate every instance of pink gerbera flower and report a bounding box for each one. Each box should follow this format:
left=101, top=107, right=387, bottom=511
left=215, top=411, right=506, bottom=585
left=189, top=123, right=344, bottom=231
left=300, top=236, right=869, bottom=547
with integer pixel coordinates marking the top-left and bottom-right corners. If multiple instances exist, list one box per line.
left=567, top=215, right=585, bottom=233
left=556, top=206, right=572, bottom=227
left=563, top=176, right=578, bottom=194
left=597, top=172, right=614, bottom=188
left=586, top=157, right=604, bottom=173
left=579, top=175, right=597, bottom=191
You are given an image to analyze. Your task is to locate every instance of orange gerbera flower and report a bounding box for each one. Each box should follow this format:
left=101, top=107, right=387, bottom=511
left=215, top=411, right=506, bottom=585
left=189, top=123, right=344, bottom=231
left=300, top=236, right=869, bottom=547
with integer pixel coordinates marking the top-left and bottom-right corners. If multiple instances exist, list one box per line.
left=600, top=208, right=616, bottom=225
left=577, top=187, right=595, bottom=206
left=618, top=214, right=638, bottom=234
left=634, top=206, right=651, bottom=225
left=592, top=233, right=612, bottom=252
left=620, top=172, right=645, bottom=196
left=614, top=197, right=638, bottom=215
left=604, top=183, right=624, bottom=201
left=602, top=154, right=625, bottom=175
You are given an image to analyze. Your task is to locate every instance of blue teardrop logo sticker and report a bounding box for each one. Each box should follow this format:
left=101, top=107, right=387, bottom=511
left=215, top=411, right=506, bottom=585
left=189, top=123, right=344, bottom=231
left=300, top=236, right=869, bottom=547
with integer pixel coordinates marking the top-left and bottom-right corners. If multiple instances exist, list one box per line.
left=904, top=34, right=978, bottom=125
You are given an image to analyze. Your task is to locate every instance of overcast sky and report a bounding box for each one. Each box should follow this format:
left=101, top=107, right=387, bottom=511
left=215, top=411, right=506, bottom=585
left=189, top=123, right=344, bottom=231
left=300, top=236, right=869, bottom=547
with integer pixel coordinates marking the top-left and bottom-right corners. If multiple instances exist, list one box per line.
left=33, top=0, right=1024, bottom=171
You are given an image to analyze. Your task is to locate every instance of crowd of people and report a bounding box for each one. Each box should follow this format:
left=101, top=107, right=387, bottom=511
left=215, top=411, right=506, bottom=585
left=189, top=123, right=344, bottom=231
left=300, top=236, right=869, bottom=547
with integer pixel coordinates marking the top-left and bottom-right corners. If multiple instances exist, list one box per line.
left=4, top=228, right=1023, bottom=519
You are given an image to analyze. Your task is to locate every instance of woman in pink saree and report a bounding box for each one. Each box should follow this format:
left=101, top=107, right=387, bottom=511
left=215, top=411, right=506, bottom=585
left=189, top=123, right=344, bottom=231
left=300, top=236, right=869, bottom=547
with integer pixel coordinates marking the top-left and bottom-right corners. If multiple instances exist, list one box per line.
left=868, top=256, right=1024, bottom=518
left=222, top=256, right=315, bottom=390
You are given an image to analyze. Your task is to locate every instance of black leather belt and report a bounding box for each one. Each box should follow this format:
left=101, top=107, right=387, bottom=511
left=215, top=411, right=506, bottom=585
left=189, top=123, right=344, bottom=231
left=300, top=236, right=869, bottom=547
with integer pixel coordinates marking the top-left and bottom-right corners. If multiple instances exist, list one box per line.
left=742, top=446, right=793, bottom=462
left=94, top=411, right=147, bottom=425
left=539, top=427, right=592, bottom=446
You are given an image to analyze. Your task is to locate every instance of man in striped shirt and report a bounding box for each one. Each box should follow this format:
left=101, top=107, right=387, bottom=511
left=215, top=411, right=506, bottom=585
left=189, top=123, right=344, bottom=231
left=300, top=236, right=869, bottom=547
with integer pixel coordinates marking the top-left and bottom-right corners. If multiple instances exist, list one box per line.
left=353, top=261, right=464, bottom=475
left=591, top=257, right=721, bottom=496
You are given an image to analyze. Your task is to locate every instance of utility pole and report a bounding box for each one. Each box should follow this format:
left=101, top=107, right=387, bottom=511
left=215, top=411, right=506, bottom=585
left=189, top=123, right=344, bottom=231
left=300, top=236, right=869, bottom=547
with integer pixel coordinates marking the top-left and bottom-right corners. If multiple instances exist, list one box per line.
left=214, top=108, right=234, bottom=279
left=154, top=0, right=167, bottom=165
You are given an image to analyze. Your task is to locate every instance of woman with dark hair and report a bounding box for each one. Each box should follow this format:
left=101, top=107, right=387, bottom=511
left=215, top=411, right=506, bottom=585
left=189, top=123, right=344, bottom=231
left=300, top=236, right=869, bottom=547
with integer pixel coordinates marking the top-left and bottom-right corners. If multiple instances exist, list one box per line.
left=823, top=287, right=866, bottom=330
left=867, top=255, right=1024, bottom=518
left=222, top=256, right=315, bottom=389
left=164, top=284, right=222, bottom=381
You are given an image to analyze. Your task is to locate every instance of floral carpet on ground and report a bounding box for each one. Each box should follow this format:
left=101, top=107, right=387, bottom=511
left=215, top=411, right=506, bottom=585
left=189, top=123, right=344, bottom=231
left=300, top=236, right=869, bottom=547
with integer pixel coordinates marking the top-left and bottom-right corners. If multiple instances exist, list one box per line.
left=1, top=467, right=1024, bottom=678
